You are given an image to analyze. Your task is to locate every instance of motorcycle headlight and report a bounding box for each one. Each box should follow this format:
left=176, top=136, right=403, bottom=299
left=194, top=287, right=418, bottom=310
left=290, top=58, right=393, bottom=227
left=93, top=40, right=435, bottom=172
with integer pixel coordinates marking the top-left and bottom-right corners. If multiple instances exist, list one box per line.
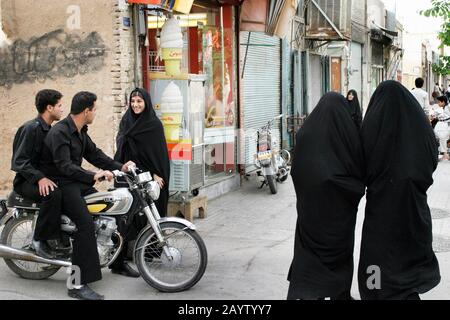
left=146, top=181, right=160, bottom=201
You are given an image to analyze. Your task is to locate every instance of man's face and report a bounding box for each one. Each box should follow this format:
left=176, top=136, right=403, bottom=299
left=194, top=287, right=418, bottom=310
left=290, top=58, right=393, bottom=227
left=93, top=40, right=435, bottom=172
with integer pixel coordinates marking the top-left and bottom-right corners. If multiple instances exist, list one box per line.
left=48, top=99, right=64, bottom=121
left=85, top=103, right=97, bottom=125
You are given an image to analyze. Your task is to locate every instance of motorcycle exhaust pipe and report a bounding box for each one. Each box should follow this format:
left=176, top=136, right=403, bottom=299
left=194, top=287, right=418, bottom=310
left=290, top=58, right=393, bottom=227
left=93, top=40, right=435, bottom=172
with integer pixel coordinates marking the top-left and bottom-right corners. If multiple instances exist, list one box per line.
left=0, top=243, right=71, bottom=267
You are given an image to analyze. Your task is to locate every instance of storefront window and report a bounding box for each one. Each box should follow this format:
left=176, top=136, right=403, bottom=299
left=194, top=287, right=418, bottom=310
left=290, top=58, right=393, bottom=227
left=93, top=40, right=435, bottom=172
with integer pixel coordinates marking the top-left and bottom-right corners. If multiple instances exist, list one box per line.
left=200, top=7, right=236, bottom=182
left=147, top=5, right=236, bottom=185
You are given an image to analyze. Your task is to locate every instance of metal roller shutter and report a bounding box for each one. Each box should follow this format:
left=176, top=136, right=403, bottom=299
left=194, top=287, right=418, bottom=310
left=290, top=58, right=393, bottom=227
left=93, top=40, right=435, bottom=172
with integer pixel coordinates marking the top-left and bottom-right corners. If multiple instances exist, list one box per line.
left=240, top=31, right=281, bottom=173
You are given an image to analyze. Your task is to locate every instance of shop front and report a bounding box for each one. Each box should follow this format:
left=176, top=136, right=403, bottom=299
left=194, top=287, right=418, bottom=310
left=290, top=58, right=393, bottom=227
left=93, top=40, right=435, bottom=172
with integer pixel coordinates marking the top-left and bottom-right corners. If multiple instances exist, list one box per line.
left=143, top=1, right=239, bottom=199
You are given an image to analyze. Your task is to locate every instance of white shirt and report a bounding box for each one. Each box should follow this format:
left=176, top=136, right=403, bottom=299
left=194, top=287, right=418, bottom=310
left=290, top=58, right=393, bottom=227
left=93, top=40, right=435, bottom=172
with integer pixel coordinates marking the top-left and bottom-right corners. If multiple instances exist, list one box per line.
left=411, top=88, right=429, bottom=110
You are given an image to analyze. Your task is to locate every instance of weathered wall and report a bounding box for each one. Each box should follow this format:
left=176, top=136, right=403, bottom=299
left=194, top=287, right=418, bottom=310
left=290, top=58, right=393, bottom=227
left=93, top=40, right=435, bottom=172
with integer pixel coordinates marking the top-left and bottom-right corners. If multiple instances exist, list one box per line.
left=0, top=0, right=138, bottom=194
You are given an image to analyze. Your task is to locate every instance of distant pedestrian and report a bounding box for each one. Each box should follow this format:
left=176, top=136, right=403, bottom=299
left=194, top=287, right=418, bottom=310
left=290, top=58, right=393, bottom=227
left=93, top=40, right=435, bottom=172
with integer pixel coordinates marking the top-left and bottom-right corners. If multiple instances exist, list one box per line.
left=431, top=96, right=450, bottom=161
left=446, top=85, right=450, bottom=100
left=434, top=82, right=441, bottom=97
left=287, top=92, right=365, bottom=300
left=358, top=80, right=440, bottom=300
left=410, top=78, right=430, bottom=112
left=346, top=90, right=363, bottom=129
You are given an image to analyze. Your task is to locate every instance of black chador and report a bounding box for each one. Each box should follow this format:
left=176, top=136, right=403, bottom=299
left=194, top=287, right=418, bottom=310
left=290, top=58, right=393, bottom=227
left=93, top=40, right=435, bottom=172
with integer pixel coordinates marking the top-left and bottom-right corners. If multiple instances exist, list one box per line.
left=114, top=88, right=170, bottom=217
left=358, top=80, right=440, bottom=300
left=287, top=92, right=365, bottom=300
left=346, top=89, right=363, bottom=130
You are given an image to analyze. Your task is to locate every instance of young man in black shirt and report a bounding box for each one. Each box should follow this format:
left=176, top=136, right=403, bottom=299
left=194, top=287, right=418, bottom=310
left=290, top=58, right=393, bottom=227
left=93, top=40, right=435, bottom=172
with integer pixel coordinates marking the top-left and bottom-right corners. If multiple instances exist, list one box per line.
left=40, top=91, right=134, bottom=300
left=11, top=89, right=64, bottom=259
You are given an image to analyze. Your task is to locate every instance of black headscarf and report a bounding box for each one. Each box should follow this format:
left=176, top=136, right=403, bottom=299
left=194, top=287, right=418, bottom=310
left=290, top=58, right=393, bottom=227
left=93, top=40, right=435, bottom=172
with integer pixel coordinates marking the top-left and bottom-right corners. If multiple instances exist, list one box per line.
left=115, top=88, right=170, bottom=215
left=358, top=80, right=440, bottom=300
left=346, top=90, right=363, bottom=129
left=287, top=92, right=365, bottom=300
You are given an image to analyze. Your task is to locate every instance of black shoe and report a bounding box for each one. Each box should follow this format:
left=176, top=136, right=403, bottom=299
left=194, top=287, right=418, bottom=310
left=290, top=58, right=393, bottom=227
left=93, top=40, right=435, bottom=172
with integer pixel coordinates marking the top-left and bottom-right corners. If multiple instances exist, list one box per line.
left=68, top=285, right=105, bottom=300
left=110, top=262, right=140, bottom=278
left=31, top=239, right=54, bottom=259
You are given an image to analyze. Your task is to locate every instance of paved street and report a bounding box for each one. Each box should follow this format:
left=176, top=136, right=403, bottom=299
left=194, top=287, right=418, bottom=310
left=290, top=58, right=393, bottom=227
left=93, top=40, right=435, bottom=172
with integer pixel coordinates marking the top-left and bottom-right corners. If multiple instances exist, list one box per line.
left=1, top=162, right=450, bottom=300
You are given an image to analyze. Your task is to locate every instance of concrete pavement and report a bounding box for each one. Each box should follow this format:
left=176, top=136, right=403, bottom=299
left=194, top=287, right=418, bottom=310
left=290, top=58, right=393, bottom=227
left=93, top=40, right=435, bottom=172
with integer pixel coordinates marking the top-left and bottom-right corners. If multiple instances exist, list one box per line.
left=1, top=162, right=450, bottom=300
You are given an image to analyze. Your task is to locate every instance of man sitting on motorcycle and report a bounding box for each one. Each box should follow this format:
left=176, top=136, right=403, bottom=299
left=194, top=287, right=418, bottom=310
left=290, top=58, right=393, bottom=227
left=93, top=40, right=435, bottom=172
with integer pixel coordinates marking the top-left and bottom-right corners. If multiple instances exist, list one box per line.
left=39, top=91, right=135, bottom=300
left=11, top=89, right=64, bottom=259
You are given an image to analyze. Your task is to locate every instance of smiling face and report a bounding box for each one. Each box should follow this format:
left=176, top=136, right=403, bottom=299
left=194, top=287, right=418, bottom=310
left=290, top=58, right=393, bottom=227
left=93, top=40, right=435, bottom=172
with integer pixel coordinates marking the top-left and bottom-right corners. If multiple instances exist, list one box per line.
left=131, top=94, right=146, bottom=115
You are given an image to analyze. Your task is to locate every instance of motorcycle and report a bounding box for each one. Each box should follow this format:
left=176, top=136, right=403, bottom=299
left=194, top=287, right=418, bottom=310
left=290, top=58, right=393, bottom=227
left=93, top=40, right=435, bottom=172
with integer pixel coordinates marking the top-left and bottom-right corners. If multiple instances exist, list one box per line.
left=254, top=114, right=291, bottom=194
left=0, top=165, right=207, bottom=293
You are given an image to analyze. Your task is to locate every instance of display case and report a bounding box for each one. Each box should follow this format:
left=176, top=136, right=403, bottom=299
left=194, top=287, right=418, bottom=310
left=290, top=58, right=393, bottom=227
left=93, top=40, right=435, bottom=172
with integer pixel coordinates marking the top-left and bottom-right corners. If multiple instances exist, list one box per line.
left=150, top=73, right=207, bottom=193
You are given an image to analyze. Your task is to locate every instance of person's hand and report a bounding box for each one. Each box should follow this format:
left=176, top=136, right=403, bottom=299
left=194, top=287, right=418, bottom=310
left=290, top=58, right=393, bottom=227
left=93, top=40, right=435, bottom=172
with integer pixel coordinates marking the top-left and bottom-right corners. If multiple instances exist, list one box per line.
left=94, top=170, right=114, bottom=182
left=121, top=161, right=136, bottom=173
left=153, top=174, right=165, bottom=188
left=38, top=178, right=58, bottom=197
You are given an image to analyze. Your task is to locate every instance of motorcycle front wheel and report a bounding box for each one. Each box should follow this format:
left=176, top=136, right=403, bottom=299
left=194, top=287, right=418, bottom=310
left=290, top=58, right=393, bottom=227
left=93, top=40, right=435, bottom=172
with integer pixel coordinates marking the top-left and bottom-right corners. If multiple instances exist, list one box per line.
left=134, top=222, right=207, bottom=293
left=1, top=216, right=61, bottom=280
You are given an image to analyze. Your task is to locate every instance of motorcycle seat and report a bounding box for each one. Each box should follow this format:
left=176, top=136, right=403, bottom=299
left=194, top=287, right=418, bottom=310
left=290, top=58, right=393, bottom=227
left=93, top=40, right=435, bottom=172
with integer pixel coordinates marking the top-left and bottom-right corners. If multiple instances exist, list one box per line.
left=7, top=191, right=40, bottom=210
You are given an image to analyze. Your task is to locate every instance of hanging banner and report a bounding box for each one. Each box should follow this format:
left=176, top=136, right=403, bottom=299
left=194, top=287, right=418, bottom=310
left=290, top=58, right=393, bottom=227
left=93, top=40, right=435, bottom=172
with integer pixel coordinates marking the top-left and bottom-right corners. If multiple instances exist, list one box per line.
left=173, top=0, right=194, bottom=14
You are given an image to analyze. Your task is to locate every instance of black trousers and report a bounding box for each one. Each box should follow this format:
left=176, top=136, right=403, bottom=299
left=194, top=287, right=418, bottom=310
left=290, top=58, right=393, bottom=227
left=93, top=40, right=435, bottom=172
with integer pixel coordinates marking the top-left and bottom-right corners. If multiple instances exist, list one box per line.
left=59, top=183, right=101, bottom=285
left=15, top=181, right=62, bottom=241
left=109, top=191, right=167, bottom=269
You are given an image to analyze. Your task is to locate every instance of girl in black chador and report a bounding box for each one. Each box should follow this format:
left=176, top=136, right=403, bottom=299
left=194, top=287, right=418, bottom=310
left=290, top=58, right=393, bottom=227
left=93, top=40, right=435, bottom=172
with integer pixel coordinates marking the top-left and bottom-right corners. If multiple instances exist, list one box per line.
left=109, top=88, right=170, bottom=276
left=346, top=89, right=363, bottom=129
left=358, top=80, right=440, bottom=300
left=287, top=92, right=365, bottom=300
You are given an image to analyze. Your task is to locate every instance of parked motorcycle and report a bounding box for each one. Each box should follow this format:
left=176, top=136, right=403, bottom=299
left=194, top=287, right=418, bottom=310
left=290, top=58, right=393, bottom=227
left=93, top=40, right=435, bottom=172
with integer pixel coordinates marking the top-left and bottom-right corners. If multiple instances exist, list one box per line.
left=254, top=114, right=291, bottom=194
left=0, top=165, right=207, bottom=293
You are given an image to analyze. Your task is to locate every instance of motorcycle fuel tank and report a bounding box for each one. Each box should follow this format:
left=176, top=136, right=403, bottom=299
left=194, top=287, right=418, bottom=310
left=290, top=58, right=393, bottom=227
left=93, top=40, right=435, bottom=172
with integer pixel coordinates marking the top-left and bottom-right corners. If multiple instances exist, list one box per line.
left=84, top=188, right=133, bottom=215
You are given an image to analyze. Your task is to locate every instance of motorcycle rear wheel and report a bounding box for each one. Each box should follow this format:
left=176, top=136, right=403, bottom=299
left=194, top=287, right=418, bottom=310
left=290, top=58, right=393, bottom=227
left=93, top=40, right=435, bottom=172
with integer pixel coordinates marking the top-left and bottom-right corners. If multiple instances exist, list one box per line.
left=279, top=173, right=289, bottom=183
left=1, top=216, right=61, bottom=280
left=134, top=222, right=207, bottom=293
left=267, top=175, right=278, bottom=194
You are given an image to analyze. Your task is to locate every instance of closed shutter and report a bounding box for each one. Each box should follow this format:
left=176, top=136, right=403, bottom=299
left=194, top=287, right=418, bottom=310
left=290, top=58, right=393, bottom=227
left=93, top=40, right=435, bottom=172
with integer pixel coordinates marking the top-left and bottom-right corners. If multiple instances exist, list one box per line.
left=240, top=31, right=281, bottom=173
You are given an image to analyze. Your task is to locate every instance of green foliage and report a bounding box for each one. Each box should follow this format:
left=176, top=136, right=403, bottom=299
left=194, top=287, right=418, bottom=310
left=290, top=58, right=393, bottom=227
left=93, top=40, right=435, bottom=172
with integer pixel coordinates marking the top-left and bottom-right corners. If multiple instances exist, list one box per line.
left=421, top=0, right=450, bottom=76
left=432, top=56, right=450, bottom=76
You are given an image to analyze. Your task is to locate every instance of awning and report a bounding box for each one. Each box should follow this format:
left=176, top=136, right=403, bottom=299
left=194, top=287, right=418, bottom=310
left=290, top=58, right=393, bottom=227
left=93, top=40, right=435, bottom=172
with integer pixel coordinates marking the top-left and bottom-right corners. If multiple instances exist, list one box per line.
left=371, top=21, right=398, bottom=37
left=370, top=28, right=393, bottom=46
left=379, top=25, right=398, bottom=37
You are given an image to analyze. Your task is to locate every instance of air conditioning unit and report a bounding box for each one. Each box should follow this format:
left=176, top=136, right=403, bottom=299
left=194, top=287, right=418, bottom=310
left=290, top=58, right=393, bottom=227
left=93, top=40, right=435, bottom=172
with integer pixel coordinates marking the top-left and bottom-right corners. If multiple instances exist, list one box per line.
left=305, top=0, right=352, bottom=40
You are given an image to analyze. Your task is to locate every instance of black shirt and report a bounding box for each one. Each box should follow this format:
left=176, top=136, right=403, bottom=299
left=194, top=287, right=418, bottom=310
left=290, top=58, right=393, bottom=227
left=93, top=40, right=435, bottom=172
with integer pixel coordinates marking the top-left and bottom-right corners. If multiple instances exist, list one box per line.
left=11, top=116, right=50, bottom=188
left=40, top=115, right=123, bottom=186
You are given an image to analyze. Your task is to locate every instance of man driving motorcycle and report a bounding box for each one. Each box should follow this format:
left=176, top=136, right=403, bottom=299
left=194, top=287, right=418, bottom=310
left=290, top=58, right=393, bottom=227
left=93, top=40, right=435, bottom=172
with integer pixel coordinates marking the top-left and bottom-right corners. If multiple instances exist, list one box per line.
left=11, top=89, right=64, bottom=259
left=39, top=91, right=134, bottom=300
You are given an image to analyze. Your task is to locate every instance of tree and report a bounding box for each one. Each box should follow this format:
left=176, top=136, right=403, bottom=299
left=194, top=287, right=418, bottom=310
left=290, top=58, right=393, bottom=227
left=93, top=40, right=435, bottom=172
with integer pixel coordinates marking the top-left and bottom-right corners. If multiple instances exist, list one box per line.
left=421, top=0, right=450, bottom=76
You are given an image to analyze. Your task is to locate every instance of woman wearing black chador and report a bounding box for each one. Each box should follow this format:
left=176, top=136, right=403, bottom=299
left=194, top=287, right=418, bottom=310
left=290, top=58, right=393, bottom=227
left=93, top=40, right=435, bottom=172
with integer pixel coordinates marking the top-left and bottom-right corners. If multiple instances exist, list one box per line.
left=287, top=92, right=365, bottom=300
left=109, top=88, right=170, bottom=276
left=346, top=89, right=363, bottom=129
left=358, top=80, right=440, bottom=300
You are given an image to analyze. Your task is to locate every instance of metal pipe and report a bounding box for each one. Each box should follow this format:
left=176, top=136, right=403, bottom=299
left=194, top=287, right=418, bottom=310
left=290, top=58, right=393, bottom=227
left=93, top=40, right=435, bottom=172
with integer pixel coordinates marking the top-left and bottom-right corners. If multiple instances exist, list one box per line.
left=0, top=244, right=71, bottom=267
